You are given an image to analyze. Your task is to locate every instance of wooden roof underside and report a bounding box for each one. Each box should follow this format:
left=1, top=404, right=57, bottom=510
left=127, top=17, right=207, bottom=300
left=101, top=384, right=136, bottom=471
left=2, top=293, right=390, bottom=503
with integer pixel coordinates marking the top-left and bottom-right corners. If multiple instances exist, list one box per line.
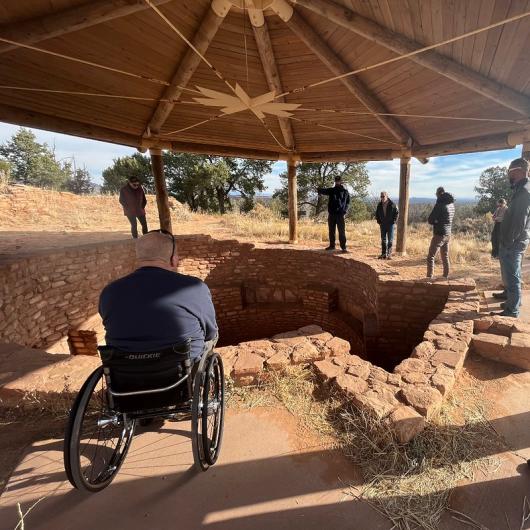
left=0, top=0, right=529, bottom=162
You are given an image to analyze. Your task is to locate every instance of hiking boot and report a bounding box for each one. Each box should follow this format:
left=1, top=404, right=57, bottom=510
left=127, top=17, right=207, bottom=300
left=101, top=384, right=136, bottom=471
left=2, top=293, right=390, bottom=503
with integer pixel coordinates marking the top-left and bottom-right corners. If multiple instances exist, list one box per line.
left=341, top=248, right=349, bottom=254
left=325, top=246, right=336, bottom=251
left=492, top=291, right=507, bottom=300
left=386, top=254, right=392, bottom=260
left=378, top=254, right=386, bottom=259
left=499, top=310, right=518, bottom=318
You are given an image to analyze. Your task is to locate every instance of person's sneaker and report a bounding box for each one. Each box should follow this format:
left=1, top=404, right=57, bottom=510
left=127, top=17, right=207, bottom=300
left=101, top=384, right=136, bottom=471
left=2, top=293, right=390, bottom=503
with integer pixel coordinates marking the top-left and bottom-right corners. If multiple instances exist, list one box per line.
left=325, top=246, right=336, bottom=251
left=341, top=248, right=349, bottom=254
left=378, top=254, right=386, bottom=259
left=492, top=291, right=507, bottom=300
left=499, top=310, right=518, bottom=318
left=386, top=255, right=392, bottom=260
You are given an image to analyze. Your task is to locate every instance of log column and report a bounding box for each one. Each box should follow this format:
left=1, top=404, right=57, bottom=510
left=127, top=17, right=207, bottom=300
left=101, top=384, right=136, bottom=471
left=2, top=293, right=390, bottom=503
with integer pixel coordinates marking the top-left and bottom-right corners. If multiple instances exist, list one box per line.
left=396, top=156, right=411, bottom=255
left=523, top=142, right=530, bottom=161
left=149, top=148, right=172, bottom=233
left=287, top=158, right=298, bottom=244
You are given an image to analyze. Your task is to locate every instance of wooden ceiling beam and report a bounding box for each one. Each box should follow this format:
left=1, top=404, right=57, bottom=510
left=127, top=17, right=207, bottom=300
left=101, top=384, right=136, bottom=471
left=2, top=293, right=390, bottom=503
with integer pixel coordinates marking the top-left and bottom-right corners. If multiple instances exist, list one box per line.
left=251, top=17, right=296, bottom=150
left=302, top=149, right=394, bottom=162
left=0, top=0, right=174, bottom=54
left=293, top=0, right=530, bottom=117
left=285, top=10, right=412, bottom=146
left=145, top=2, right=230, bottom=136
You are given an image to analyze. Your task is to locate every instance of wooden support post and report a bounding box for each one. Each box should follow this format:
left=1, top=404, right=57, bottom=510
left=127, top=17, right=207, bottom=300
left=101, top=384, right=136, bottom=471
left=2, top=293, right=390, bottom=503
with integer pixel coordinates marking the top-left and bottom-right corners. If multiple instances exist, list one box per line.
left=396, top=156, right=411, bottom=255
left=523, top=142, right=530, bottom=161
left=149, top=148, right=172, bottom=233
left=287, top=159, right=298, bottom=244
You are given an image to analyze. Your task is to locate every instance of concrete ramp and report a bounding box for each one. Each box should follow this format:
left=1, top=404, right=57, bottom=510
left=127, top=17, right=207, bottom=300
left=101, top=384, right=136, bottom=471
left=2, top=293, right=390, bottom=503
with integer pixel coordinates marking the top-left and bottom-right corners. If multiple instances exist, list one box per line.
left=0, top=408, right=387, bottom=530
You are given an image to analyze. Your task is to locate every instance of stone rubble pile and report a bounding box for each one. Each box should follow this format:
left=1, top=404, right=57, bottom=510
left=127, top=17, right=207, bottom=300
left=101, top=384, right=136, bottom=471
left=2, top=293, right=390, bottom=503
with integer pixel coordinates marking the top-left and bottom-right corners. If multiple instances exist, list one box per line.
left=218, top=289, right=479, bottom=444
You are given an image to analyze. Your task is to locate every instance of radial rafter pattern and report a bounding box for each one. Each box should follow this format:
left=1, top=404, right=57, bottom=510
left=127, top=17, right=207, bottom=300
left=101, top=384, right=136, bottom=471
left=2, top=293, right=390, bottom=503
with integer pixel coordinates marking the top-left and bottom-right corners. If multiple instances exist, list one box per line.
left=0, top=0, right=529, bottom=161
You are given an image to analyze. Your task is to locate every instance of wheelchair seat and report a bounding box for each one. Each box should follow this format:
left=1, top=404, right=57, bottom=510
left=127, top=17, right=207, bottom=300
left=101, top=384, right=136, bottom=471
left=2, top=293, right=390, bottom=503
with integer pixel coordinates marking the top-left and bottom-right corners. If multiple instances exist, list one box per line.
left=98, top=340, right=193, bottom=413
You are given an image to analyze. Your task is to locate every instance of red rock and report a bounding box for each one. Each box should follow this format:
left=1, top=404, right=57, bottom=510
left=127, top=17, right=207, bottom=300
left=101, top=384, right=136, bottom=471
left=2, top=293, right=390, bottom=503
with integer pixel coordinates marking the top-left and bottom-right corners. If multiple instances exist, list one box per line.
left=431, top=365, right=456, bottom=396
left=400, top=385, right=443, bottom=418
left=472, top=333, right=508, bottom=358
left=291, top=340, right=322, bottom=364
left=388, top=405, right=425, bottom=443
left=239, top=340, right=276, bottom=359
left=394, top=358, right=431, bottom=375
left=326, top=337, right=350, bottom=356
left=313, top=359, right=344, bottom=382
left=266, top=351, right=291, bottom=371
left=351, top=393, right=395, bottom=419
left=411, top=341, right=436, bottom=360
left=431, top=349, right=465, bottom=371
left=297, top=325, right=323, bottom=336
left=232, top=351, right=264, bottom=378
left=387, top=373, right=402, bottom=387
left=347, top=360, right=371, bottom=380
left=402, top=371, right=429, bottom=385
left=367, top=366, right=388, bottom=383
left=335, top=373, right=368, bottom=396
left=272, top=332, right=307, bottom=347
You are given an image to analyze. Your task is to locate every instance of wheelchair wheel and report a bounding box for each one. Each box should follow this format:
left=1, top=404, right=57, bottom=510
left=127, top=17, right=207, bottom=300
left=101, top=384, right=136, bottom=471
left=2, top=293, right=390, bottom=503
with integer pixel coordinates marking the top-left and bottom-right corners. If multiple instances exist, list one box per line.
left=64, top=367, right=136, bottom=492
left=191, top=353, right=225, bottom=471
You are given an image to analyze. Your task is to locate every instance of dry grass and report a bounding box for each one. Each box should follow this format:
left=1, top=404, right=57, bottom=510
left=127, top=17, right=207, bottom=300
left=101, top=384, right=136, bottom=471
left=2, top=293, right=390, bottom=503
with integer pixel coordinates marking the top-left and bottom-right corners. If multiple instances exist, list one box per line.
left=228, top=367, right=505, bottom=530
left=219, top=211, right=493, bottom=266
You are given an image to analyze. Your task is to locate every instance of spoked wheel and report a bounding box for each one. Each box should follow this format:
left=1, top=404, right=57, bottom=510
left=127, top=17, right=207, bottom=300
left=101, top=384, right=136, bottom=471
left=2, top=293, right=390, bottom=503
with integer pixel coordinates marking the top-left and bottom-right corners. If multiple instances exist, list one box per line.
left=64, top=367, right=136, bottom=492
left=191, top=353, right=225, bottom=471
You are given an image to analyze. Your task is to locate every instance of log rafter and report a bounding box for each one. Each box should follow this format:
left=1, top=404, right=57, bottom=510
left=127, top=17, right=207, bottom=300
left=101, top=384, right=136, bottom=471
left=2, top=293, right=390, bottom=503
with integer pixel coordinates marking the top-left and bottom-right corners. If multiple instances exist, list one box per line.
left=293, top=0, right=530, bottom=117
left=144, top=1, right=231, bottom=136
left=251, top=17, right=296, bottom=150
left=0, top=0, right=174, bottom=55
left=285, top=10, right=413, bottom=147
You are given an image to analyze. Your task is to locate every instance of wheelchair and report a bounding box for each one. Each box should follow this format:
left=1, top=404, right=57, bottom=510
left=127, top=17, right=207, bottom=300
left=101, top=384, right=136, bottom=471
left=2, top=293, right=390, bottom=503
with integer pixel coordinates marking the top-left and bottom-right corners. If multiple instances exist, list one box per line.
left=63, top=340, right=225, bottom=492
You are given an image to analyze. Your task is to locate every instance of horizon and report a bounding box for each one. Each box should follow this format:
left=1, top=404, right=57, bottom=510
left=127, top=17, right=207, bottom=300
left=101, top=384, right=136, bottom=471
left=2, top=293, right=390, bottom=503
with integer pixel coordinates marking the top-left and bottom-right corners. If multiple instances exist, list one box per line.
left=0, top=122, right=523, bottom=200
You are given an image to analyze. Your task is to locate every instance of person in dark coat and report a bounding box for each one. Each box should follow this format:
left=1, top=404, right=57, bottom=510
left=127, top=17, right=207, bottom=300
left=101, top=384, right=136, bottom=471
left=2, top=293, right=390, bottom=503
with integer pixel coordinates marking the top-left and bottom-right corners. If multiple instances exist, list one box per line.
left=318, top=176, right=351, bottom=253
left=491, top=158, right=530, bottom=318
left=426, top=186, right=455, bottom=278
left=119, top=176, right=148, bottom=239
left=375, top=191, right=399, bottom=259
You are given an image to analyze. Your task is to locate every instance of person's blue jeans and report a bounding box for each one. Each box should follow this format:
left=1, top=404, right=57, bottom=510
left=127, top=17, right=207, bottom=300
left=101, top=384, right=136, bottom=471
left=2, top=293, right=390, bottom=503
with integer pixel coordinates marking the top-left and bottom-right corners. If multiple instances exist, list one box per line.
left=499, top=242, right=526, bottom=316
left=380, top=224, right=395, bottom=256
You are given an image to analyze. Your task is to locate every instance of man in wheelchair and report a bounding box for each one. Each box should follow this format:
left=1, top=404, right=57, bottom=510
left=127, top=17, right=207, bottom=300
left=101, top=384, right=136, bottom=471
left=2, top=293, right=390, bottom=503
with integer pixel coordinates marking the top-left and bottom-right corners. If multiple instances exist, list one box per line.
left=99, top=230, right=218, bottom=361
left=64, top=231, right=224, bottom=492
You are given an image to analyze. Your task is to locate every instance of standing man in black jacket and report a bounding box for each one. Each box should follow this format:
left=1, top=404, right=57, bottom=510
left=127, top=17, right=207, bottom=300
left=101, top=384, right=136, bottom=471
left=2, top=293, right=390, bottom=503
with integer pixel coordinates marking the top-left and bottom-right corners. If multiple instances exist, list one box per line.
left=375, top=191, right=399, bottom=259
left=318, top=176, right=351, bottom=253
left=426, top=187, right=455, bottom=278
left=493, top=158, right=530, bottom=318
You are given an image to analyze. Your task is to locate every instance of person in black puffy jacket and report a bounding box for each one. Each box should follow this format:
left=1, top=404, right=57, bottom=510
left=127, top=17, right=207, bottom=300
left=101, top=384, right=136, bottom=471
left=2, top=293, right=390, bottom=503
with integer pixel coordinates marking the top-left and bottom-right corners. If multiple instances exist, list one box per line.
left=375, top=191, right=399, bottom=259
left=318, top=176, right=351, bottom=253
left=426, top=187, right=455, bottom=278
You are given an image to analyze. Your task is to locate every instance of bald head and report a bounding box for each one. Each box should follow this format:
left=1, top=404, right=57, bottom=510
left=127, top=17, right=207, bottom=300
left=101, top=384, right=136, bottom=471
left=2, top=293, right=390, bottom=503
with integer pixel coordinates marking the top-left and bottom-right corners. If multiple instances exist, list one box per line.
left=136, top=231, right=177, bottom=269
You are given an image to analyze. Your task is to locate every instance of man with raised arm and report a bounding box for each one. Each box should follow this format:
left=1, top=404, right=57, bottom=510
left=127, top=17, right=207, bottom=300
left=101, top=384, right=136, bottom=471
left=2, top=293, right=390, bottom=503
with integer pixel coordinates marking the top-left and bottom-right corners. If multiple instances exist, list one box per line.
left=318, top=175, right=351, bottom=253
left=99, top=231, right=218, bottom=359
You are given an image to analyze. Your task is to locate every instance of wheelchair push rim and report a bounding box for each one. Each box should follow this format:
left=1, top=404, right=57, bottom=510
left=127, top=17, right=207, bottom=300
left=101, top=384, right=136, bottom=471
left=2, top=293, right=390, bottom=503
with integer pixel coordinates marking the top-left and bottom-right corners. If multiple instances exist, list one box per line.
left=192, top=353, right=225, bottom=471
left=64, top=366, right=136, bottom=492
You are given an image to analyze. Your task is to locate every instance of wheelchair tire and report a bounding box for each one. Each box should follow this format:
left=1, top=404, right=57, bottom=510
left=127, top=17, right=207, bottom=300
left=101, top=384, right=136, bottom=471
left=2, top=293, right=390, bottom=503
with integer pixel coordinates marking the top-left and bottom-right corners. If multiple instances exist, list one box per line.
left=64, top=366, right=136, bottom=492
left=202, top=353, right=225, bottom=466
left=191, top=353, right=225, bottom=471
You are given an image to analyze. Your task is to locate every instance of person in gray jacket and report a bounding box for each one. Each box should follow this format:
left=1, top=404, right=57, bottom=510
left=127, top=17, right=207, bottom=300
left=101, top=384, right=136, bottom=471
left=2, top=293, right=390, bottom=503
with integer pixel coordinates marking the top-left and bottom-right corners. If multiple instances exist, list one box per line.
left=492, top=158, right=530, bottom=317
left=426, top=187, right=455, bottom=278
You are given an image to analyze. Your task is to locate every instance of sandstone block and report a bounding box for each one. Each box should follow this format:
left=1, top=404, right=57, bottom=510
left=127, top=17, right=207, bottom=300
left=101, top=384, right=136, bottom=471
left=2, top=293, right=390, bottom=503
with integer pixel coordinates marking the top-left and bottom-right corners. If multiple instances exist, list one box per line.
left=313, top=359, right=344, bottom=382
left=474, top=317, right=493, bottom=333
left=291, top=340, right=322, bottom=364
left=387, top=373, right=402, bottom=387
left=335, top=373, right=368, bottom=397
left=239, top=340, right=276, bottom=359
left=388, top=405, right=425, bottom=443
left=351, top=393, right=395, bottom=420
left=411, top=341, right=436, bottom=360
left=394, top=358, right=431, bottom=375
left=402, top=371, right=429, bottom=385
left=400, top=385, right=443, bottom=418
left=500, top=332, right=530, bottom=370
left=326, top=337, right=350, bottom=356
left=431, top=365, right=456, bottom=396
left=266, top=351, right=291, bottom=371
left=433, top=337, right=468, bottom=353
left=272, top=332, right=307, bottom=347
left=233, top=351, right=264, bottom=378
left=472, top=333, right=508, bottom=358
left=431, top=349, right=465, bottom=372
left=368, top=366, right=389, bottom=383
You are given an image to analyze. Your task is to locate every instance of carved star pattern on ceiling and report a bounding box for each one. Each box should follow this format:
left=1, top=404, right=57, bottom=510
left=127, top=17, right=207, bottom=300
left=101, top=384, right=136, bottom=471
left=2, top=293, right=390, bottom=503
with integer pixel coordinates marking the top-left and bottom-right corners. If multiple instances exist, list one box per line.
left=193, top=84, right=300, bottom=119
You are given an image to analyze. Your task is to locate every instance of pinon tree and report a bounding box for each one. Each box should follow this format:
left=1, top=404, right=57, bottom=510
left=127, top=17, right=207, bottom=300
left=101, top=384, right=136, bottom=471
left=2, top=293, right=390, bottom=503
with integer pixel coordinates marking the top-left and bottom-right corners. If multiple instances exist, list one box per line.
left=65, top=166, right=95, bottom=194
left=101, top=152, right=153, bottom=193
left=0, top=128, right=71, bottom=189
left=474, top=166, right=511, bottom=214
left=273, top=161, right=370, bottom=220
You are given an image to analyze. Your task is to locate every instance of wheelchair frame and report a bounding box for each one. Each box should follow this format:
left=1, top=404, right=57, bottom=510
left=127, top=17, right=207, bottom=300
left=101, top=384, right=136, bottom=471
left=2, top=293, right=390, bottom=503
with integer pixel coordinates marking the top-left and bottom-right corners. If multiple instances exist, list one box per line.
left=63, top=343, right=225, bottom=492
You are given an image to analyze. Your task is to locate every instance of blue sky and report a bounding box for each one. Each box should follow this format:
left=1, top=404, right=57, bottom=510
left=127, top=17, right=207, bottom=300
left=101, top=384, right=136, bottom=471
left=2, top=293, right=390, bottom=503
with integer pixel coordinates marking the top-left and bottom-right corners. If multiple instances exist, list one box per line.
left=0, top=122, right=522, bottom=199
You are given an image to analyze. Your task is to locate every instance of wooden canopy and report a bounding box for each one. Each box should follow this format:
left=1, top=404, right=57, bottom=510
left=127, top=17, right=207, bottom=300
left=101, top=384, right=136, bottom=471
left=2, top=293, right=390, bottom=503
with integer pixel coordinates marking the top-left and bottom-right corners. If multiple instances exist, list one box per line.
left=0, top=0, right=529, bottom=163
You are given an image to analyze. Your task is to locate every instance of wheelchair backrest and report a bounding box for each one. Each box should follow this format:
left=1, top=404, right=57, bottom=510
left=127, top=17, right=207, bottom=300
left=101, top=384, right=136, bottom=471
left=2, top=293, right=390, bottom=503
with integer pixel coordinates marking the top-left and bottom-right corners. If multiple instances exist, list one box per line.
left=98, top=340, right=192, bottom=412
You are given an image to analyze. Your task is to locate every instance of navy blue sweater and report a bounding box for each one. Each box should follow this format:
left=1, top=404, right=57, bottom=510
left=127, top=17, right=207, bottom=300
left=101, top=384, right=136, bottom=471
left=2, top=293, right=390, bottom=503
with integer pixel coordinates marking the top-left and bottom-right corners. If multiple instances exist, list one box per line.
left=99, top=267, right=218, bottom=359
